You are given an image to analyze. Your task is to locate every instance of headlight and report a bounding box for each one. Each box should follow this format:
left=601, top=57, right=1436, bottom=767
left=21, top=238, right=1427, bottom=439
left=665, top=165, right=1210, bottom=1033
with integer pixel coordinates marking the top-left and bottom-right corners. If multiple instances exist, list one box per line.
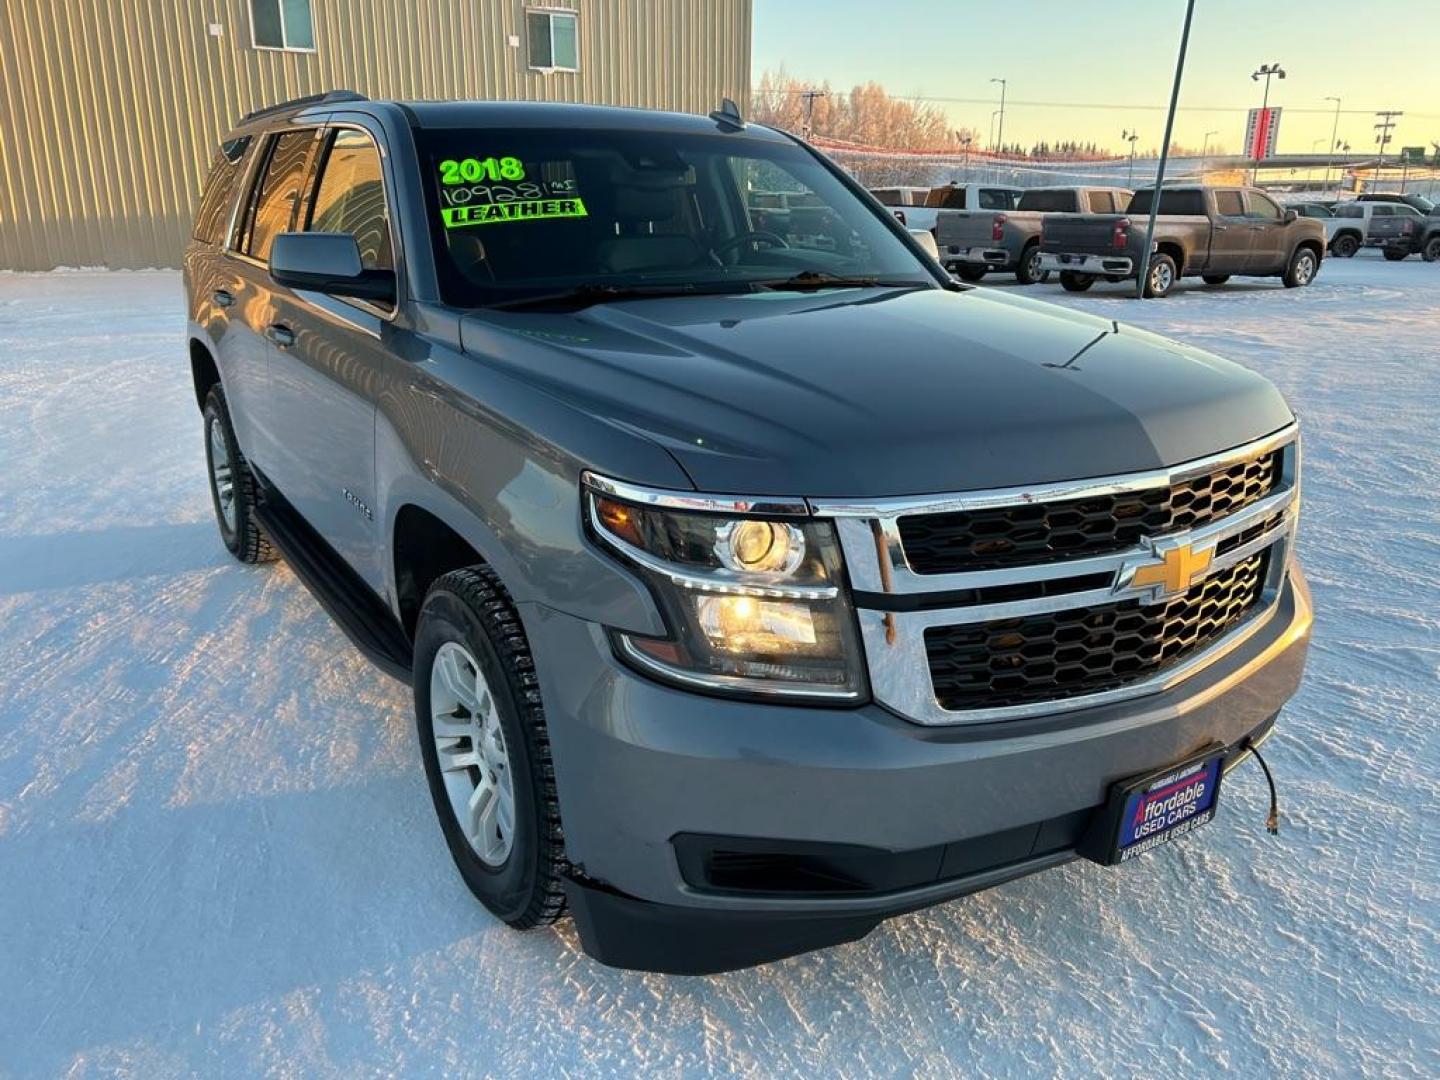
left=584, top=479, right=866, bottom=701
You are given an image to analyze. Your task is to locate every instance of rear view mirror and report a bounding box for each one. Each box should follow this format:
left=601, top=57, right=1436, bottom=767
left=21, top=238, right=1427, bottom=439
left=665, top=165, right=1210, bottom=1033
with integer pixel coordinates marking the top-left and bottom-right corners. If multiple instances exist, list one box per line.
left=269, top=232, right=395, bottom=304
left=909, top=228, right=940, bottom=260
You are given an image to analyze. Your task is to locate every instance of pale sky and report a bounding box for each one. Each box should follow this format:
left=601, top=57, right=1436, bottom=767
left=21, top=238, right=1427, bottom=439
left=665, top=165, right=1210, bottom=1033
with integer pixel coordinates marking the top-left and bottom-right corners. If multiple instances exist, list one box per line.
left=752, top=0, right=1440, bottom=157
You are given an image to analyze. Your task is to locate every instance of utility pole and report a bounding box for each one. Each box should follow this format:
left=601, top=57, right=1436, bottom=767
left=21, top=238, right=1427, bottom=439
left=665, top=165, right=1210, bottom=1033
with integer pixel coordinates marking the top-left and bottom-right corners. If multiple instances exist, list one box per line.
left=957, top=132, right=973, bottom=182
left=1431, top=141, right=1440, bottom=198
left=1136, top=0, right=1196, bottom=300
left=1200, top=129, right=1218, bottom=176
left=1334, top=140, right=1352, bottom=197
left=799, top=87, right=828, bottom=141
left=1250, top=62, right=1286, bottom=185
left=1373, top=110, right=1402, bottom=193
left=1123, top=129, right=1140, bottom=186
left=990, top=78, right=1007, bottom=155
left=1325, top=96, right=1341, bottom=200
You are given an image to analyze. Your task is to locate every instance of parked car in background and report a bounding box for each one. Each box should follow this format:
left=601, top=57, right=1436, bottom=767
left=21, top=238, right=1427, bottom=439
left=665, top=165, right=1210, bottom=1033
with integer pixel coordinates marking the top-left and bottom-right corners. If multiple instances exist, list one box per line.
left=1329, top=201, right=1428, bottom=257
left=937, top=186, right=1132, bottom=284
left=1038, top=186, right=1326, bottom=297
left=1290, top=203, right=1334, bottom=219
left=1357, top=192, right=1436, bottom=215
left=871, top=182, right=1022, bottom=234
left=1369, top=209, right=1440, bottom=261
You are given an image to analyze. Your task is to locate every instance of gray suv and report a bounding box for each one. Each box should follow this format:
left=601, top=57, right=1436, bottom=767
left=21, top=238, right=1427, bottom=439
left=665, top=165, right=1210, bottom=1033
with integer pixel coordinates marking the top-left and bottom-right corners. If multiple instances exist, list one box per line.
left=185, top=92, right=1312, bottom=973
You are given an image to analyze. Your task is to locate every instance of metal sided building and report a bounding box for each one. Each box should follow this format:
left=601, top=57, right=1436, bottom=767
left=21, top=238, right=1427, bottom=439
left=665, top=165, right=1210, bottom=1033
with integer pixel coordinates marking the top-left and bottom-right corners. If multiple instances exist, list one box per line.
left=0, top=0, right=753, bottom=270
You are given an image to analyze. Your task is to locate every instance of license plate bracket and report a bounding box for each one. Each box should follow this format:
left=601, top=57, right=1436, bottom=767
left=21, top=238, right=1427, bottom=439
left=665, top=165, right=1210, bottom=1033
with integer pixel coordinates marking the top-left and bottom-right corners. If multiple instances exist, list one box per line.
left=1079, top=745, right=1226, bottom=866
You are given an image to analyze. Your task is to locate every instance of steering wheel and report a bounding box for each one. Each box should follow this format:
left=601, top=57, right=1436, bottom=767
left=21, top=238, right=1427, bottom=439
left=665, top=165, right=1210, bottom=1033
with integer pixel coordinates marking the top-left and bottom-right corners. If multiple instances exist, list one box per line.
left=713, top=230, right=791, bottom=259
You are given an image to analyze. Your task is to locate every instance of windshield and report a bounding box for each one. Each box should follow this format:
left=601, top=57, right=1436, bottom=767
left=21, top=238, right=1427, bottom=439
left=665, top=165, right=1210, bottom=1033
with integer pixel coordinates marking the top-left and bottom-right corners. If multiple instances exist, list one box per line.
left=417, top=128, right=935, bottom=306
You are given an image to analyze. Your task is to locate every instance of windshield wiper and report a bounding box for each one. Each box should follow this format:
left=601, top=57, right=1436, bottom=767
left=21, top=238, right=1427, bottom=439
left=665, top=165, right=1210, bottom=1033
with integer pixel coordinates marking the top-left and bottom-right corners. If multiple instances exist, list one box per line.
left=485, top=282, right=749, bottom=312
left=752, top=271, right=931, bottom=292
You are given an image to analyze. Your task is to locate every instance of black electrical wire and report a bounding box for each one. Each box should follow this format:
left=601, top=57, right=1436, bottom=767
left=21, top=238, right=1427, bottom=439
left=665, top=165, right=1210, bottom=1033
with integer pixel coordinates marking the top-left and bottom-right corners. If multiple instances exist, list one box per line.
left=1244, top=738, right=1280, bottom=836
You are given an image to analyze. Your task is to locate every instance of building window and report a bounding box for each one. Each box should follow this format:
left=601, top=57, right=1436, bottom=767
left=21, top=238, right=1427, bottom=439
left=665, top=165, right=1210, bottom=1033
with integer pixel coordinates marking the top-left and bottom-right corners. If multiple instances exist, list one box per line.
left=250, top=0, right=315, bottom=51
left=526, top=9, right=578, bottom=71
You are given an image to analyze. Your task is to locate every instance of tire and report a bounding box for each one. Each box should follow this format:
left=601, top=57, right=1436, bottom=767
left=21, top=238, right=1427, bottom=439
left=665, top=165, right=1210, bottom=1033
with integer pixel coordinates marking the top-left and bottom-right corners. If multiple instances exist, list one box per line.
left=1202, top=274, right=1231, bottom=286
left=1014, top=244, right=1044, bottom=285
left=203, top=385, right=275, bottom=563
left=1142, top=253, right=1177, bottom=298
left=1059, top=271, right=1094, bottom=292
left=954, top=265, right=986, bottom=282
left=1382, top=247, right=1408, bottom=262
left=1423, top=236, right=1440, bottom=263
left=1331, top=233, right=1359, bottom=258
left=1283, top=246, right=1320, bottom=288
left=1104, top=274, right=1127, bottom=283
left=414, top=566, right=566, bottom=929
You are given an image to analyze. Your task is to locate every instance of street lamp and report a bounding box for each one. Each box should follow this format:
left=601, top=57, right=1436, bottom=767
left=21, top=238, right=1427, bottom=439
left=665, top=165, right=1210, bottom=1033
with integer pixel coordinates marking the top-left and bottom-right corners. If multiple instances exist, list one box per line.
left=1250, top=61, right=1286, bottom=183
left=958, top=132, right=973, bottom=182
left=1122, top=129, right=1140, bottom=186
left=990, top=78, right=1007, bottom=155
left=1325, top=95, right=1342, bottom=199
left=1200, top=129, right=1218, bottom=175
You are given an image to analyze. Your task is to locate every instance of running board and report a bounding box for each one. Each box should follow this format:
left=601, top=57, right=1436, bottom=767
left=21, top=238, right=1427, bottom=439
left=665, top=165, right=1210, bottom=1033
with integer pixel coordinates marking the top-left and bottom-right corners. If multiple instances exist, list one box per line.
left=253, top=480, right=413, bottom=683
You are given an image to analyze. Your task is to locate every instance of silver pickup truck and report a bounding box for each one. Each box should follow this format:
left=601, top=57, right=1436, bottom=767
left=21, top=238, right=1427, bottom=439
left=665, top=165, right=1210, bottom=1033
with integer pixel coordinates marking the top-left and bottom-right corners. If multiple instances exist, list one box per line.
left=937, top=187, right=1132, bottom=284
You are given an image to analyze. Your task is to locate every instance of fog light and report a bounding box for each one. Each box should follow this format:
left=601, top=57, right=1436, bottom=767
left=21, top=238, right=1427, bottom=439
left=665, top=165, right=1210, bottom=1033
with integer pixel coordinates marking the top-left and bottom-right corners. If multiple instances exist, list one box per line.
left=696, top=595, right=816, bottom=652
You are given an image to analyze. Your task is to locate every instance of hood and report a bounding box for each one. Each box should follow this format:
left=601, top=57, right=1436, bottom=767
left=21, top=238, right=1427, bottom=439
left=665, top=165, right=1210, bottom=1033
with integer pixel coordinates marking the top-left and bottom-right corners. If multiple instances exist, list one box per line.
left=459, top=286, right=1293, bottom=498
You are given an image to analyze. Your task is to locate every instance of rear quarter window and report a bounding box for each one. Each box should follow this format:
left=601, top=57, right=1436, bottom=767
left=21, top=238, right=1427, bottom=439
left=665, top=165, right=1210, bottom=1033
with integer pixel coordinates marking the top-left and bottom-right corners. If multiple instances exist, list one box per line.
left=192, top=137, right=252, bottom=244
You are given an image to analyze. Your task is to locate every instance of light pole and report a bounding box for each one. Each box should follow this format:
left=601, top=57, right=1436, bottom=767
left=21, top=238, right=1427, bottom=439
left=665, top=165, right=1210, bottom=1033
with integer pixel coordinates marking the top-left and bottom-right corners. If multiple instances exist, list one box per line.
left=1250, top=62, right=1286, bottom=184
left=1200, top=129, right=1218, bottom=175
left=1325, top=95, right=1342, bottom=199
left=1135, top=0, right=1197, bottom=300
left=957, top=133, right=973, bottom=182
left=990, top=78, right=1007, bottom=156
left=1334, top=140, right=1352, bottom=198
left=1122, top=129, right=1140, bottom=186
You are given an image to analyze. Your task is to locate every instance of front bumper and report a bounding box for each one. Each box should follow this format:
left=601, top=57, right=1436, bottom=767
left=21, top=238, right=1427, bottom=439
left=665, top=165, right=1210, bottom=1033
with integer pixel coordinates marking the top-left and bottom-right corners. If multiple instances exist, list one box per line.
left=1039, top=252, right=1134, bottom=275
left=522, top=567, right=1311, bottom=973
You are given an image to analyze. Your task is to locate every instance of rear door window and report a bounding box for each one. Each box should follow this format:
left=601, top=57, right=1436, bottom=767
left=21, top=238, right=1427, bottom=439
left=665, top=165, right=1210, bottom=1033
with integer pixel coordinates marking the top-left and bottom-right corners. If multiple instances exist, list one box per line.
left=1126, top=189, right=1205, bottom=216
left=1214, top=191, right=1245, bottom=217
left=1087, top=191, right=1114, bottom=214
left=238, top=129, right=318, bottom=261
left=307, top=127, right=393, bottom=272
left=978, top=188, right=1019, bottom=210
left=1016, top=190, right=1076, bottom=212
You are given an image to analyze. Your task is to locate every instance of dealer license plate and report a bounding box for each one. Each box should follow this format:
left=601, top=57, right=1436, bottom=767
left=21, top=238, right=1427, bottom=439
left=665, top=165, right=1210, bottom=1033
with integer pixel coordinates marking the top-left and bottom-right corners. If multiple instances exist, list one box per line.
left=1080, top=747, right=1226, bottom=866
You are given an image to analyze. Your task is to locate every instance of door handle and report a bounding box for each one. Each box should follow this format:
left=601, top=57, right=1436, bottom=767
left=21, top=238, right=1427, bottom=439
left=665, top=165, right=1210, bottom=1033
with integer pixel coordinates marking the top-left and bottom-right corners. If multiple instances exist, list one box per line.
left=266, top=323, right=296, bottom=347
left=213, top=288, right=234, bottom=307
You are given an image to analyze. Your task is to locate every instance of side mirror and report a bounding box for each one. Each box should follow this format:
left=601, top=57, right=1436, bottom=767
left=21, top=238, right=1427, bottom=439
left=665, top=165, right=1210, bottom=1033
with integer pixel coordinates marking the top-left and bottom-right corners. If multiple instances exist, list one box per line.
left=1283, top=209, right=1299, bottom=224
left=269, top=232, right=395, bottom=304
left=909, top=228, right=940, bottom=260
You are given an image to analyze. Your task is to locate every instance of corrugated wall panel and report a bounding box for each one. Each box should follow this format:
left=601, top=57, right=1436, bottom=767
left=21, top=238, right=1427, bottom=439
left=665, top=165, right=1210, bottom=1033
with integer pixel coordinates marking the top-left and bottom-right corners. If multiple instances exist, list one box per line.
left=0, top=0, right=750, bottom=269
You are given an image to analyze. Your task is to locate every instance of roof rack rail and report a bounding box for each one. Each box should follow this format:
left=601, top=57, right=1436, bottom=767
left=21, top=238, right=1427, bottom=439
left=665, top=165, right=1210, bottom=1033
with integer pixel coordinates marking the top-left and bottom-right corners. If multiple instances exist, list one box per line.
left=240, top=90, right=368, bottom=125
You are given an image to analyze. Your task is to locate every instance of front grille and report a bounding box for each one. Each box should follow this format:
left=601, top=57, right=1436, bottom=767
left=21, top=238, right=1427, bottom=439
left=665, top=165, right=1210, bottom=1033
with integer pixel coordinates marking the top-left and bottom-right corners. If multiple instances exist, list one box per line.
left=925, top=551, right=1270, bottom=711
left=900, top=448, right=1283, bottom=574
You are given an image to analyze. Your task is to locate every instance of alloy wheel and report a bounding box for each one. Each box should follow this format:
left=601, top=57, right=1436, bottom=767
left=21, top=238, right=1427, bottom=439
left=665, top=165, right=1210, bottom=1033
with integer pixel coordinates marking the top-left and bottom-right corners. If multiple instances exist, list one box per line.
left=208, top=416, right=236, bottom=532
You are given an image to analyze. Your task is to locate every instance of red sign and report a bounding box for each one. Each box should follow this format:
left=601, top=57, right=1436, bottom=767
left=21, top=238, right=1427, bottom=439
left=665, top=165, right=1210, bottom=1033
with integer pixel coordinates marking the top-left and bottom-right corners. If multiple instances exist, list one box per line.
left=1245, top=107, right=1282, bottom=160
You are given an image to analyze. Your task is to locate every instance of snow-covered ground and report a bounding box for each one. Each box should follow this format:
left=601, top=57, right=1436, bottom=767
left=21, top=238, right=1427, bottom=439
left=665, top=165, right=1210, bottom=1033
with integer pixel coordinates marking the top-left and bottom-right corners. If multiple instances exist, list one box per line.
left=0, top=257, right=1435, bottom=1078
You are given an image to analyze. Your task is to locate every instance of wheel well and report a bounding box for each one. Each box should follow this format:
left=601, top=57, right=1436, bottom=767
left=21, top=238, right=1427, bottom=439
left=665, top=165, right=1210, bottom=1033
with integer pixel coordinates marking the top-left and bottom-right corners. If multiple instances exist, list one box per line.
left=190, top=339, right=220, bottom=412
left=1156, top=242, right=1185, bottom=274
left=1297, top=239, right=1324, bottom=259
left=1333, top=228, right=1362, bottom=242
left=393, top=504, right=486, bottom=639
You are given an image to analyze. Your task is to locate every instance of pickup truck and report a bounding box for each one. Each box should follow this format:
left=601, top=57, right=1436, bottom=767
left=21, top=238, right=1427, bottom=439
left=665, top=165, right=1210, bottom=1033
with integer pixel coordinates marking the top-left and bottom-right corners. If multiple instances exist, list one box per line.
left=1329, top=201, right=1430, bottom=257
left=1039, top=186, right=1327, bottom=297
left=185, top=92, right=1312, bottom=974
left=871, top=182, right=1022, bottom=234
left=937, top=186, right=1132, bottom=284
left=1369, top=210, right=1440, bottom=261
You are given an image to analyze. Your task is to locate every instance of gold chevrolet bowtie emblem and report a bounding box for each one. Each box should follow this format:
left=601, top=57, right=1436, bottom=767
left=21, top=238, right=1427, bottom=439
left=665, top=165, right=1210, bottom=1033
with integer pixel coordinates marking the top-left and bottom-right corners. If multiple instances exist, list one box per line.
left=1131, top=543, right=1213, bottom=596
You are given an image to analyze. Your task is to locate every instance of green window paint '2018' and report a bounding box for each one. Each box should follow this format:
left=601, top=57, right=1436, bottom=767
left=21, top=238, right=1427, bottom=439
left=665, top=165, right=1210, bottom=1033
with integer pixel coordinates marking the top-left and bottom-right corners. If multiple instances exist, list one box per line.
left=439, top=156, right=526, bottom=184
left=442, top=198, right=589, bottom=228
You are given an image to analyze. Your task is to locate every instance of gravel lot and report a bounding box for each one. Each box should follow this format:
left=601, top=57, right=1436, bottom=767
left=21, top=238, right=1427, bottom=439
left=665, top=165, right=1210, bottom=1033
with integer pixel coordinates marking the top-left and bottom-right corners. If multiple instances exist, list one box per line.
left=1, top=255, right=1435, bottom=1078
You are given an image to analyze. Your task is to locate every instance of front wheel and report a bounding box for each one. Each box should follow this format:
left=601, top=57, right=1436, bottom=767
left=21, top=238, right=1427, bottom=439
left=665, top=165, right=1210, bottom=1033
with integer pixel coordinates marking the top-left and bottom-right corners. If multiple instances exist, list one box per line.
left=414, top=566, right=567, bottom=929
left=1331, top=234, right=1359, bottom=258
left=1283, top=246, right=1320, bottom=288
left=1143, top=253, right=1177, bottom=298
left=1423, top=237, right=1440, bottom=263
left=1202, top=274, right=1231, bottom=286
left=1015, top=244, right=1044, bottom=285
left=1059, top=271, right=1094, bottom=292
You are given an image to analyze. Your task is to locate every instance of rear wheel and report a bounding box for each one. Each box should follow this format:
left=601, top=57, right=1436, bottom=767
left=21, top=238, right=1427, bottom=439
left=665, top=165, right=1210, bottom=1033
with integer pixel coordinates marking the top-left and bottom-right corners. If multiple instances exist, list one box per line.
left=1015, top=244, right=1044, bottom=285
left=414, top=566, right=566, bottom=929
left=1331, top=233, right=1359, bottom=258
left=1382, top=247, right=1409, bottom=262
left=1283, top=246, right=1320, bottom=288
left=953, top=265, right=986, bottom=282
left=1142, top=253, right=1177, bottom=298
left=1424, top=237, right=1440, bottom=262
left=1202, top=274, right=1231, bottom=286
left=203, top=385, right=275, bottom=564
left=1059, top=271, right=1094, bottom=292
